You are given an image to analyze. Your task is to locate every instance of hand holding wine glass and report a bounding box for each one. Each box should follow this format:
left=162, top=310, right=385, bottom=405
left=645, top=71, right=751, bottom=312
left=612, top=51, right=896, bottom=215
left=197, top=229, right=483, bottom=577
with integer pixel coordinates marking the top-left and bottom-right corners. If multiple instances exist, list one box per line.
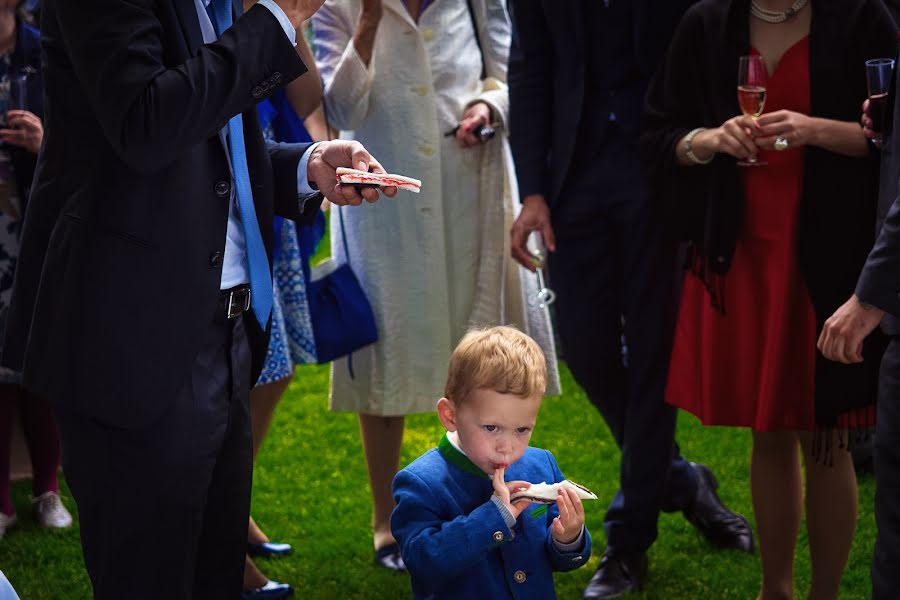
left=865, top=58, right=894, bottom=146
left=737, top=54, right=768, bottom=166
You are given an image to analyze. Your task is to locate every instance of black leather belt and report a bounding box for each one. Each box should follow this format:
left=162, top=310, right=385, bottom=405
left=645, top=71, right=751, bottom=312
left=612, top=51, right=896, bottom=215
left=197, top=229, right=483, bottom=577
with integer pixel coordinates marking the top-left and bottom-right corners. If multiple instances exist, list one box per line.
left=219, top=284, right=251, bottom=319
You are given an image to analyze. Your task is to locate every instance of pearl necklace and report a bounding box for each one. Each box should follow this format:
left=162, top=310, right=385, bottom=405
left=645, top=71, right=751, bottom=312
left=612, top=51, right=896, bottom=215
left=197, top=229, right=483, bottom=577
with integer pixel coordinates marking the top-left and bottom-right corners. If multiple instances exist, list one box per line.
left=750, top=0, right=809, bottom=23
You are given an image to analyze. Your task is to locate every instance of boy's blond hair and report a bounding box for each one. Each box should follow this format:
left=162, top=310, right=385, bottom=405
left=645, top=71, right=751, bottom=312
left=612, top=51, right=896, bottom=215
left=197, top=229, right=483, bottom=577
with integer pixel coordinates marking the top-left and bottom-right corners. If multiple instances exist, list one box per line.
left=444, top=326, right=547, bottom=405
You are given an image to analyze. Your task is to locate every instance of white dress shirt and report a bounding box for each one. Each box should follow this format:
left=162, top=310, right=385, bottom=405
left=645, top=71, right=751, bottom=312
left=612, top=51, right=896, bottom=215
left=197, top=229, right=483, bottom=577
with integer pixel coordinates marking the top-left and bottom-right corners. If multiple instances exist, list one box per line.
left=194, top=0, right=319, bottom=289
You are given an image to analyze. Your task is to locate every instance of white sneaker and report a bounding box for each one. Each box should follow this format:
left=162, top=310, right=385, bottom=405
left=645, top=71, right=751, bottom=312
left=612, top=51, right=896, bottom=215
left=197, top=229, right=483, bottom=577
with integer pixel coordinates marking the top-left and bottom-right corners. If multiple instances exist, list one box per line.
left=31, top=492, right=72, bottom=529
left=0, top=512, right=17, bottom=539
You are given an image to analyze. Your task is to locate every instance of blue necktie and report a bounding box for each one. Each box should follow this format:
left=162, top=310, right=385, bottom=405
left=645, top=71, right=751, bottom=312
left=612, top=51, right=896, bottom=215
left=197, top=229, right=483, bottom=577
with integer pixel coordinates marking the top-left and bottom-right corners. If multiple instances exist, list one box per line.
left=209, top=0, right=273, bottom=328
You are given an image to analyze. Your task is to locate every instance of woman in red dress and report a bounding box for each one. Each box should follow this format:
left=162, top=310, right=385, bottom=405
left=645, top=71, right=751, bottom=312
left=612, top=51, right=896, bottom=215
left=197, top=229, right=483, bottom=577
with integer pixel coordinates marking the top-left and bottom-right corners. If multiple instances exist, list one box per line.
left=644, top=0, right=895, bottom=598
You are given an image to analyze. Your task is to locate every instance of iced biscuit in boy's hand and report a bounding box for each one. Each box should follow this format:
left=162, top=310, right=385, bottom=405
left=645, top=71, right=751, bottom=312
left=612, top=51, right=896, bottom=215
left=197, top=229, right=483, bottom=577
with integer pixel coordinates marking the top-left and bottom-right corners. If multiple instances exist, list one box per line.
left=492, top=468, right=532, bottom=518
left=551, top=486, right=585, bottom=545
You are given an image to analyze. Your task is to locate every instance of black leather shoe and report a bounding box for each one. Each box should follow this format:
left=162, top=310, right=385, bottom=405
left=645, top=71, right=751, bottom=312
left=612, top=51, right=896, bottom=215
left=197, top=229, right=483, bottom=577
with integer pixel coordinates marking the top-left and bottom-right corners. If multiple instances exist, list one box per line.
left=583, top=551, right=647, bottom=599
left=683, top=462, right=755, bottom=553
left=374, top=542, right=407, bottom=571
left=247, top=541, right=292, bottom=558
left=241, top=580, right=293, bottom=600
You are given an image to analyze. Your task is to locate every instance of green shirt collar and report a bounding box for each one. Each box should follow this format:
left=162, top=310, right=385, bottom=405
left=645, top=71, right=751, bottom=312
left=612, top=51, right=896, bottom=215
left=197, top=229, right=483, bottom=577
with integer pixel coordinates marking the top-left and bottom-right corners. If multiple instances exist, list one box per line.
left=438, top=432, right=489, bottom=479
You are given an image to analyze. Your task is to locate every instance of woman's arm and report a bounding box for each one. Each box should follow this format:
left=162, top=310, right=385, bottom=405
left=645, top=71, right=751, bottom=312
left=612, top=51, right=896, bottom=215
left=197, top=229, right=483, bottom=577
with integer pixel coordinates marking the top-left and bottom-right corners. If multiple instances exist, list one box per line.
left=673, top=117, right=760, bottom=166
left=755, top=112, right=869, bottom=158
left=312, top=1, right=380, bottom=131
left=303, top=104, right=333, bottom=142
left=283, top=26, right=322, bottom=119
left=456, top=0, right=511, bottom=147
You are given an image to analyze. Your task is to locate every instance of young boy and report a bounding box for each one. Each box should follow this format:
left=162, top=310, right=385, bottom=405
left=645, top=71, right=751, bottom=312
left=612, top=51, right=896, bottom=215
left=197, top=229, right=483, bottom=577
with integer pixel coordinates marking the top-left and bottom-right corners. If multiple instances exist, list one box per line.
left=391, top=326, right=592, bottom=600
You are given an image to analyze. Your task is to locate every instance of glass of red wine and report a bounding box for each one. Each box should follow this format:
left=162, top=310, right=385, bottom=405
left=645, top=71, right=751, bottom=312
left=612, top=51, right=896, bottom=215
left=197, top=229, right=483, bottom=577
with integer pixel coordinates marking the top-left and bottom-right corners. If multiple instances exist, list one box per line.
left=737, top=55, right=768, bottom=167
left=866, top=58, right=895, bottom=145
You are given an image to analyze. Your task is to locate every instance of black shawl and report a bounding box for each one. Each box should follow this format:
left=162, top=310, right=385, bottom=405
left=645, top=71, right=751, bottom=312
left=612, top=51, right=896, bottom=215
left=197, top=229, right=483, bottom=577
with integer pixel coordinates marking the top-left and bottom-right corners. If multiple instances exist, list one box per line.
left=643, top=0, right=897, bottom=435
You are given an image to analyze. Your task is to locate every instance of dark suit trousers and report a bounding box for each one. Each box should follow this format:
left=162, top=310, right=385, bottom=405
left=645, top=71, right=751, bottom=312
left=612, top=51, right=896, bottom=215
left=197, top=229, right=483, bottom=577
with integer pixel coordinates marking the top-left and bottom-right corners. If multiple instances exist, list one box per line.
left=874, top=338, right=900, bottom=599
left=548, top=124, right=697, bottom=555
left=55, top=314, right=253, bottom=600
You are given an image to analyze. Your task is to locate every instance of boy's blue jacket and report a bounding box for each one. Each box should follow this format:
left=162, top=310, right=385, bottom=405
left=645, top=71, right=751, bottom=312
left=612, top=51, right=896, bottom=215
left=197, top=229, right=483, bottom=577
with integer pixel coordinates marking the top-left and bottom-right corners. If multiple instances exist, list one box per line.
left=391, top=435, right=592, bottom=599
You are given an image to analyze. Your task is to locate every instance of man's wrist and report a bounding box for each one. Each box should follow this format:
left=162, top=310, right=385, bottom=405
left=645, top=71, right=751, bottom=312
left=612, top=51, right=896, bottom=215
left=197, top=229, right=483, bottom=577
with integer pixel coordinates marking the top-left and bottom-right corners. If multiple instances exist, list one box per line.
left=855, top=294, right=881, bottom=312
left=522, top=194, right=547, bottom=207
left=300, top=142, right=323, bottom=194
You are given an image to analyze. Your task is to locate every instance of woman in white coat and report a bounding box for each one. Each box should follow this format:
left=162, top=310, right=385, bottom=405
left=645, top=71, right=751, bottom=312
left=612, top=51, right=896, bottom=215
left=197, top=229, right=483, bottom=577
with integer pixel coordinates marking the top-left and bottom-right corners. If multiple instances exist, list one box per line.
left=313, top=0, right=559, bottom=569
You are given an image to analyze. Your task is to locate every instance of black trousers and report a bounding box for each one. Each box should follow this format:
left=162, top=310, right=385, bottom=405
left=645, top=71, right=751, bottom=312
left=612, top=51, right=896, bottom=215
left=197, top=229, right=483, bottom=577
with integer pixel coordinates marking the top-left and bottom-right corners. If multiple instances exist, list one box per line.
left=548, top=125, right=697, bottom=555
left=55, top=314, right=253, bottom=600
left=874, top=337, right=900, bottom=599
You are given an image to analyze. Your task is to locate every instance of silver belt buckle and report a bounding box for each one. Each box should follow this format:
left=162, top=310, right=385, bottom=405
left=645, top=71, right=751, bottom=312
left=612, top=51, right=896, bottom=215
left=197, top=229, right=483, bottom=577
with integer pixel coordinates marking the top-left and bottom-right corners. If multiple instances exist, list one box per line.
left=226, top=288, right=251, bottom=319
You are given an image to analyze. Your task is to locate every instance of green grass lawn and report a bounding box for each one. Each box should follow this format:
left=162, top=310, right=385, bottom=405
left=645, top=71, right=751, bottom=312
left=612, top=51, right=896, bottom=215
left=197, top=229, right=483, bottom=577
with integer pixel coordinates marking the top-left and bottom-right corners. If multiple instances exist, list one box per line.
left=0, top=363, right=876, bottom=599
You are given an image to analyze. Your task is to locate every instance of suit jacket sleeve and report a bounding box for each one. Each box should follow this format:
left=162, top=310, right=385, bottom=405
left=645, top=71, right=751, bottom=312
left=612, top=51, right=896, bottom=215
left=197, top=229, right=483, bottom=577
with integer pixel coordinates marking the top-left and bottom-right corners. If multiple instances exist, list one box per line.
left=52, top=1, right=307, bottom=173
left=313, top=3, right=374, bottom=132
left=856, top=180, right=900, bottom=316
left=508, top=0, right=552, bottom=200
left=467, top=0, right=511, bottom=128
left=267, top=140, right=323, bottom=224
left=391, top=469, right=513, bottom=589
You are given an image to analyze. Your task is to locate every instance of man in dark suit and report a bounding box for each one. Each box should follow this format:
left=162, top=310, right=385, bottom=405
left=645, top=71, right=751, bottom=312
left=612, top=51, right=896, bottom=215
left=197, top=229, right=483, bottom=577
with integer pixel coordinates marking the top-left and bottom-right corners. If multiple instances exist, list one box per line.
left=0, top=1, right=394, bottom=598
left=506, top=1, right=754, bottom=597
left=818, top=51, right=900, bottom=600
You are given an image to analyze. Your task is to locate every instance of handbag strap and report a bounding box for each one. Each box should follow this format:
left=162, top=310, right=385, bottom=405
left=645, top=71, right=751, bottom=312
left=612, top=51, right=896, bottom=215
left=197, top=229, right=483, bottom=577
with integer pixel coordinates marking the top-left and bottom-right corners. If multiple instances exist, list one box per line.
left=338, top=205, right=351, bottom=267
left=465, top=0, right=487, bottom=80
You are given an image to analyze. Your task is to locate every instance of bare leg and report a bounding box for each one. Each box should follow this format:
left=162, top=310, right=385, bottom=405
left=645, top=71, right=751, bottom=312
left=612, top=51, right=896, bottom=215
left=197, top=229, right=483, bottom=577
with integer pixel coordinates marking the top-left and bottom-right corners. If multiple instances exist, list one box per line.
left=250, top=377, right=292, bottom=461
left=798, top=432, right=857, bottom=600
left=243, top=555, right=268, bottom=590
left=359, top=413, right=404, bottom=550
left=752, top=430, right=802, bottom=600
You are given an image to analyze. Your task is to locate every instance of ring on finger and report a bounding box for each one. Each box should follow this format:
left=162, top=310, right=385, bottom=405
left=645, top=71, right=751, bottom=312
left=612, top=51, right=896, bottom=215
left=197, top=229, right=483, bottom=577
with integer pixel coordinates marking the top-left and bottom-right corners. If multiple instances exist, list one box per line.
left=774, top=136, right=789, bottom=151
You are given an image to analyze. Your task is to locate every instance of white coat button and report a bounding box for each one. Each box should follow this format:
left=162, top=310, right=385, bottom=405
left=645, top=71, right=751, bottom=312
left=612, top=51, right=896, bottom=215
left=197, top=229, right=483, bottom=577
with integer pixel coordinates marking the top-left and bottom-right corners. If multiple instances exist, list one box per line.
left=421, top=145, right=435, bottom=157
left=492, top=531, right=504, bottom=542
left=513, top=570, right=526, bottom=584
left=412, top=84, right=429, bottom=97
left=422, top=28, right=435, bottom=41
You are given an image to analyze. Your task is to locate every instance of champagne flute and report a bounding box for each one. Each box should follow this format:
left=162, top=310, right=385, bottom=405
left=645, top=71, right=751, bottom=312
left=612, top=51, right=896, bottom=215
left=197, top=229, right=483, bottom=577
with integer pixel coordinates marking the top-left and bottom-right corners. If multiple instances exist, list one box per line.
left=866, top=58, right=895, bottom=145
left=737, top=55, right=768, bottom=167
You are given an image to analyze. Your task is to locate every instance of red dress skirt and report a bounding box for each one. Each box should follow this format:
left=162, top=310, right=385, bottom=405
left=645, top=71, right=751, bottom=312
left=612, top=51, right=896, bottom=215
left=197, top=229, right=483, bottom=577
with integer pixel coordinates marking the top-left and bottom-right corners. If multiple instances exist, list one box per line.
left=666, top=37, right=819, bottom=432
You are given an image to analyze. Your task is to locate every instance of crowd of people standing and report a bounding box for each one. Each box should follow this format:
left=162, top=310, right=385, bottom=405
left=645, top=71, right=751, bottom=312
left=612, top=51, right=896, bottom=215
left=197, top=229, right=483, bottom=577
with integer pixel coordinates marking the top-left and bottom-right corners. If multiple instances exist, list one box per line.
left=2, top=0, right=900, bottom=599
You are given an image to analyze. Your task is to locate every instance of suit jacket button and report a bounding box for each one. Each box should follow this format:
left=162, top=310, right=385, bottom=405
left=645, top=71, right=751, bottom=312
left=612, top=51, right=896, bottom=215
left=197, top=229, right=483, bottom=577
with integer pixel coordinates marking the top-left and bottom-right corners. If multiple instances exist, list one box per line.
left=513, top=570, right=526, bottom=584
left=215, top=181, right=231, bottom=197
left=272, top=72, right=283, bottom=82
left=252, top=86, right=264, bottom=99
left=492, top=531, right=504, bottom=542
left=209, top=251, right=224, bottom=268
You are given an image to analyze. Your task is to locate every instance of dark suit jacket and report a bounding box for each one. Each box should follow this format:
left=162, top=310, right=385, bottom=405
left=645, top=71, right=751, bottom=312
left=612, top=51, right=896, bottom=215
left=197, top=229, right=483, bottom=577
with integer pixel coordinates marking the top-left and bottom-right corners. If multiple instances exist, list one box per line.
left=858, top=62, right=900, bottom=328
left=507, top=0, right=694, bottom=207
left=1, top=0, right=321, bottom=427
left=865, top=5, right=900, bottom=333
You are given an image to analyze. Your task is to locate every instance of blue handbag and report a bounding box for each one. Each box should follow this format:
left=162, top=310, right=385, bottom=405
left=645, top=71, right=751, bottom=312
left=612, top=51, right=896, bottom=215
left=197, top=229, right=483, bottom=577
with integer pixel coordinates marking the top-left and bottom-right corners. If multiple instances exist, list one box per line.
left=306, top=207, right=377, bottom=373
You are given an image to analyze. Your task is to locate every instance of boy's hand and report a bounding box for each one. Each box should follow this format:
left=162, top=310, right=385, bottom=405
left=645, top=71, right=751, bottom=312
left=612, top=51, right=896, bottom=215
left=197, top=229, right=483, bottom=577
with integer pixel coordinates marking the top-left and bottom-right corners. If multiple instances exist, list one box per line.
left=551, top=486, right=585, bottom=545
left=492, top=468, right=532, bottom=519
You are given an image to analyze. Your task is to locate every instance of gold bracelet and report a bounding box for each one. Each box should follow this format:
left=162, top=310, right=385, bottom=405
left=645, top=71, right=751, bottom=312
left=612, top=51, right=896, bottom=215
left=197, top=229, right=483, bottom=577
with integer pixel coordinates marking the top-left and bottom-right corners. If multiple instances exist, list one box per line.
left=684, top=127, right=714, bottom=165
